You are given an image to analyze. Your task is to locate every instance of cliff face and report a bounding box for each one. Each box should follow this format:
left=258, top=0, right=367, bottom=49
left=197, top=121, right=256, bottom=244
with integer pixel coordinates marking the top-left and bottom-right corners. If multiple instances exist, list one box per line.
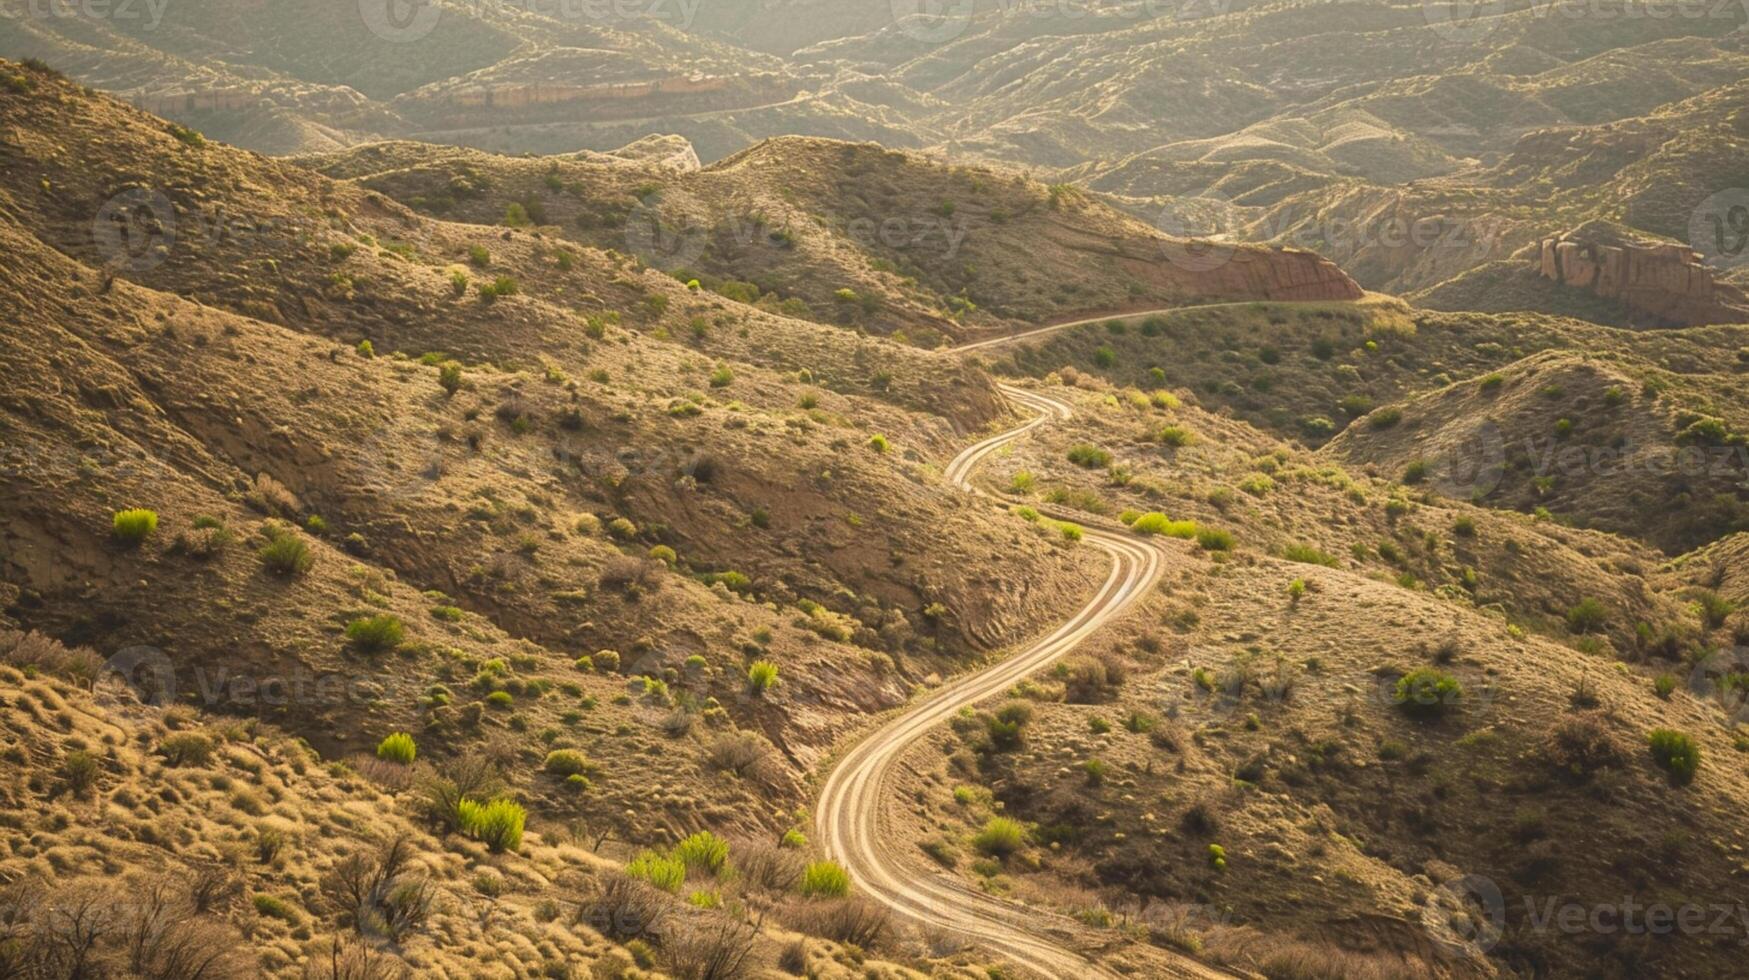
left=1539, top=234, right=1749, bottom=326
left=1119, top=243, right=1366, bottom=304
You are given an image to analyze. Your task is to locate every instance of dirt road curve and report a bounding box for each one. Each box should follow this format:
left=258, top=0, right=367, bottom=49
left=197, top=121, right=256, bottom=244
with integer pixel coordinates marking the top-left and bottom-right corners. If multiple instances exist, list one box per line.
left=949, top=302, right=1243, bottom=354
left=813, top=380, right=1233, bottom=980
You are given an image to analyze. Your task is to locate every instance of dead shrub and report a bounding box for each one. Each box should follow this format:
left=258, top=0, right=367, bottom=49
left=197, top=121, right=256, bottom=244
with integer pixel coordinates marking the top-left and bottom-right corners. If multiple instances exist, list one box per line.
left=318, top=837, right=433, bottom=943
left=1063, top=653, right=1126, bottom=703
left=785, top=896, right=889, bottom=950
left=244, top=472, right=302, bottom=517
left=302, top=935, right=409, bottom=979
left=599, top=556, right=660, bottom=595
left=732, top=841, right=802, bottom=893
left=705, top=732, right=774, bottom=781
left=582, top=874, right=670, bottom=943
left=662, top=917, right=756, bottom=980
left=1546, top=711, right=1624, bottom=778
left=0, top=628, right=104, bottom=684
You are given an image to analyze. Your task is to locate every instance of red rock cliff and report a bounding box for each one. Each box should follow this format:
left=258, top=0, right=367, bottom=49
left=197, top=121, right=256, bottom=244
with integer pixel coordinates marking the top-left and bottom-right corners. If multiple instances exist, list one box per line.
left=1539, top=233, right=1749, bottom=326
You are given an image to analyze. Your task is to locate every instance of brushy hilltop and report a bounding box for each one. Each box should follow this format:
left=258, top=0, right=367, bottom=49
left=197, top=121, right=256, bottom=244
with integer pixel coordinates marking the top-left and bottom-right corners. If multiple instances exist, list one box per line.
left=305, top=134, right=1360, bottom=346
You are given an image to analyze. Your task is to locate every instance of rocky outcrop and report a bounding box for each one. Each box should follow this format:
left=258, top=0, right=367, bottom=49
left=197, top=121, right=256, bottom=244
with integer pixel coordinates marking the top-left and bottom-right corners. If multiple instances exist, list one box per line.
left=1227, top=246, right=1368, bottom=302
left=1539, top=232, right=1749, bottom=326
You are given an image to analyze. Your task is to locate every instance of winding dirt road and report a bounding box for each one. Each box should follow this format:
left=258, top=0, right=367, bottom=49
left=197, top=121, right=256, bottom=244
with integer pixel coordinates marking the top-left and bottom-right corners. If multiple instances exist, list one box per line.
left=813, top=367, right=1233, bottom=978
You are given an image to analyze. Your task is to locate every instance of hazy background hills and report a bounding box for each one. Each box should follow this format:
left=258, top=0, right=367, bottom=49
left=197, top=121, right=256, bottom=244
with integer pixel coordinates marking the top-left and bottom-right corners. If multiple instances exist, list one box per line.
left=6, top=0, right=1746, bottom=327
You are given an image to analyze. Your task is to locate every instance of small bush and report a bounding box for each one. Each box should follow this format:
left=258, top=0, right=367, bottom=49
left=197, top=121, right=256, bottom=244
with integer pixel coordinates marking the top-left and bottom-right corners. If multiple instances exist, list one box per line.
left=799, top=861, right=850, bottom=898
left=376, top=732, right=416, bottom=765
left=1131, top=513, right=1198, bottom=538
left=438, top=362, right=463, bottom=395
left=112, top=508, right=159, bottom=545
left=1647, top=728, right=1700, bottom=784
left=1567, top=599, right=1609, bottom=634
left=868, top=434, right=890, bottom=453
left=1196, top=527, right=1235, bottom=551
left=1393, top=667, right=1462, bottom=719
left=346, top=615, right=405, bottom=653
left=1282, top=543, right=1339, bottom=567
left=161, top=731, right=215, bottom=766
left=458, top=798, right=525, bottom=852
left=973, top=817, right=1026, bottom=858
left=747, top=660, right=779, bottom=695
left=543, top=749, right=590, bottom=777
left=62, top=749, right=100, bottom=795
left=258, top=530, right=313, bottom=577
left=627, top=851, right=686, bottom=893
left=673, top=831, right=730, bottom=877
left=1067, top=444, right=1111, bottom=468
left=1157, top=425, right=1195, bottom=447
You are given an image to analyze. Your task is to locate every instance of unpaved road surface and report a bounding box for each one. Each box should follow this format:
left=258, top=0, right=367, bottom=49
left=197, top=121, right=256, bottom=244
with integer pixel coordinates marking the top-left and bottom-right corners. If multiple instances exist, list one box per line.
left=814, top=377, right=1235, bottom=979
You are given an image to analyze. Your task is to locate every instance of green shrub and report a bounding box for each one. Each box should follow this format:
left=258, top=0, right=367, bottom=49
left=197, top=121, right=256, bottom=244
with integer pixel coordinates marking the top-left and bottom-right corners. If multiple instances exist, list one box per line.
left=1196, top=527, right=1235, bottom=551
left=252, top=894, right=300, bottom=922
left=1393, top=667, right=1462, bottom=719
left=459, top=798, right=525, bottom=851
left=438, top=362, right=463, bottom=395
left=628, top=851, right=687, bottom=892
left=1567, top=599, right=1609, bottom=635
left=111, top=509, right=158, bottom=545
left=62, top=749, right=100, bottom=794
left=468, top=245, right=490, bottom=267
left=1067, top=444, right=1111, bottom=468
left=708, top=365, right=733, bottom=388
left=449, top=270, right=469, bottom=296
left=1647, top=728, right=1700, bottom=784
left=346, top=615, right=405, bottom=653
left=544, top=749, right=590, bottom=777
left=161, top=732, right=215, bottom=766
left=973, top=817, right=1026, bottom=858
left=673, top=831, right=730, bottom=877
left=478, top=276, right=518, bottom=301
left=1369, top=408, right=1403, bottom=429
left=800, top=861, right=850, bottom=898
left=1093, top=346, right=1117, bottom=368
left=1157, top=425, right=1195, bottom=447
left=1693, top=589, right=1736, bottom=630
left=868, top=434, right=890, bottom=453
left=1207, top=844, right=1227, bottom=871
left=376, top=732, right=416, bottom=765
left=1282, top=544, right=1339, bottom=567
left=258, top=530, right=313, bottom=577
left=1131, top=513, right=1197, bottom=538
left=747, top=660, right=779, bottom=695
left=1654, top=674, right=1677, bottom=699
